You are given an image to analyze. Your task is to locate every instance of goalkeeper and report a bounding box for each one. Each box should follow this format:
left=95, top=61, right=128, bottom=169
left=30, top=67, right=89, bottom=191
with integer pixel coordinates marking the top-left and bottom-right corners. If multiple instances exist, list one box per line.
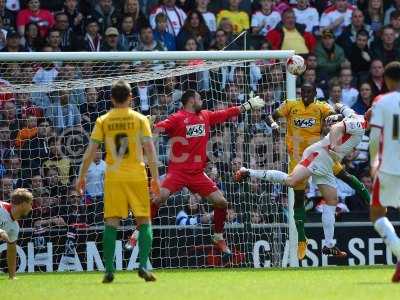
left=142, top=89, right=265, bottom=257
left=76, top=80, right=160, bottom=283
left=237, top=83, right=370, bottom=260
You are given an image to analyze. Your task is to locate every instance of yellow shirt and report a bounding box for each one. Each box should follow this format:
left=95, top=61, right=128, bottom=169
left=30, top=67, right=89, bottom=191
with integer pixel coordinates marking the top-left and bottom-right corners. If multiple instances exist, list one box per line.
left=276, top=99, right=333, bottom=160
left=281, top=27, right=309, bottom=54
left=217, top=10, right=249, bottom=34
left=43, top=158, right=71, bottom=185
left=91, top=108, right=152, bottom=181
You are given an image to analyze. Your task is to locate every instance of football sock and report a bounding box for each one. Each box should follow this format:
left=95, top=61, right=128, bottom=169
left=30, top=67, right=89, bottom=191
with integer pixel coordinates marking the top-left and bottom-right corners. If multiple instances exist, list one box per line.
left=322, top=205, right=336, bottom=248
left=248, top=169, right=288, bottom=184
left=138, top=223, right=153, bottom=269
left=294, top=190, right=306, bottom=242
left=374, top=217, right=400, bottom=259
left=344, top=174, right=371, bottom=205
left=103, top=225, right=117, bottom=273
left=213, top=207, right=227, bottom=233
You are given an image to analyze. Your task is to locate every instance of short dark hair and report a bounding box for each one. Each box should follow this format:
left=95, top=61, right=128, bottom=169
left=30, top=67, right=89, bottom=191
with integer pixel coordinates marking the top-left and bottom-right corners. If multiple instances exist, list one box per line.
left=356, top=29, right=369, bottom=38
left=11, top=188, right=33, bottom=205
left=181, top=89, right=197, bottom=106
left=390, top=10, right=400, bottom=20
left=384, top=61, right=400, bottom=81
left=111, top=80, right=131, bottom=103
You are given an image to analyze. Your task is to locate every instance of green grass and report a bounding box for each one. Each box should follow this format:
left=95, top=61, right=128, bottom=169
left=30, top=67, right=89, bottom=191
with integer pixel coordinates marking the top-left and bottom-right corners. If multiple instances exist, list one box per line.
left=1, top=267, right=399, bottom=300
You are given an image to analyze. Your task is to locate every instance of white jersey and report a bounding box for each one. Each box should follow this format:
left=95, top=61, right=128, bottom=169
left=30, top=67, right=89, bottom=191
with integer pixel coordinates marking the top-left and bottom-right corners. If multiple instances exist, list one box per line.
left=370, top=91, right=400, bottom=175
left=150, top=5, right=187, bottom=36
left=0, top=201, right=19, bottom=243
left=251, top=11, right=281, bottom=36
left=293, top=7, right=319, bottom=32
left=320, top=6, right=354, bottom=37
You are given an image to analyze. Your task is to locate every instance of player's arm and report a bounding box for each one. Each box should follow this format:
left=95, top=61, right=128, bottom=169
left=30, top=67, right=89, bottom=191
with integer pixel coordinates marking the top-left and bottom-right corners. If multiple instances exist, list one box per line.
left=7, top=242, right=17, bottom=279
left=76, top=142, right=99, bottom=194
left=368, top=104, right=384, bottom=176
left=328, top=121, right=345, bottom=161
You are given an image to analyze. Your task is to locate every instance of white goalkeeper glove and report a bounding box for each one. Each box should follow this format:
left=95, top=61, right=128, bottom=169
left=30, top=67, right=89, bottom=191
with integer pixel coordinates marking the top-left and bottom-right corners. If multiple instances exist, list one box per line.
left=242, top=92, right=265, bottom=111
left=325, top=114, right=342, bottom=126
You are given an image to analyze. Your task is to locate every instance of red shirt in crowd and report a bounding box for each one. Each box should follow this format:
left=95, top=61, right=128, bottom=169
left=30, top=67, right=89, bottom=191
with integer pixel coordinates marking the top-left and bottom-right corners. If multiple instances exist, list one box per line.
left=16, top=8, right=55, bottom=37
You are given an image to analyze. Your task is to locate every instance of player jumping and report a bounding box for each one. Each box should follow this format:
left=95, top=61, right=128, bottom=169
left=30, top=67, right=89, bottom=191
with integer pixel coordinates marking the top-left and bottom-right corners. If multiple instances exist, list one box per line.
left=369, top=61, right=400, bottom=283
left=236, top=104, right=366, bottom=257
left=0, top=188, right=33, bottom=280
left=77, top=80, right=160, bottom=283
left=128, top=89, right=265, bottom=257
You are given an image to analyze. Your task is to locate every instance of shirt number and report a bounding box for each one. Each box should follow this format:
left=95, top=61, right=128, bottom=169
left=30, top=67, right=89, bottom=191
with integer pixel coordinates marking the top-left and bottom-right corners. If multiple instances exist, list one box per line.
left=115, top=133, right=129, bottom=157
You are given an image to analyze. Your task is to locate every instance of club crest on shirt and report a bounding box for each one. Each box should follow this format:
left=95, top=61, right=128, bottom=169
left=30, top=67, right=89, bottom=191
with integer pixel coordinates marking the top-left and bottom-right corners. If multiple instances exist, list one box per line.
left=294, top=118, right=316, bottom=128
left=186, top=124, right=206, bottom=138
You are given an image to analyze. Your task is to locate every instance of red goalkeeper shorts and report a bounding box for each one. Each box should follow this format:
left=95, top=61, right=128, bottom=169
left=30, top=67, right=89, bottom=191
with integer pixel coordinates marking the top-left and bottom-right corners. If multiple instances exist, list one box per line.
left=161, top=170, right=218, bottom=197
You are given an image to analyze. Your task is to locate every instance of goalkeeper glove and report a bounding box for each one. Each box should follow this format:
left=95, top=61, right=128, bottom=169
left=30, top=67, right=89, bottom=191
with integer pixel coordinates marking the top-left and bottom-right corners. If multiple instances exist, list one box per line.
left=241, top=92, right=265, bottom=111
left=325, top=114, right=342, bottom=126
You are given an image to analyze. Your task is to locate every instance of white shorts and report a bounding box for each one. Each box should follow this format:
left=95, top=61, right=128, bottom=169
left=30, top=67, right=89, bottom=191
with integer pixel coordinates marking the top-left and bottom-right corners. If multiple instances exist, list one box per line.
left=372, top=171, right=400, bottom=208
left=300, top=147, right=336, bottom=188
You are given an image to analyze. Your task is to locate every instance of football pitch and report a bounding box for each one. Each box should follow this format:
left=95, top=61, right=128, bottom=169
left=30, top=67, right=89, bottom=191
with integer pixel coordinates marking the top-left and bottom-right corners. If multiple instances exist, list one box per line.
left=1, top=267, right=399, bottom=300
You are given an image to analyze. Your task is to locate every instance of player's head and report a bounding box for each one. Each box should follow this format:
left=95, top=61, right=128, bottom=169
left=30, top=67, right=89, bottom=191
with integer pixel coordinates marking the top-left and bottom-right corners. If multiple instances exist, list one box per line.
left=300, top=83, right=316, bottom=105
left=11, top=188, right=33, bottom=218
left=181, top=89, right=202, bottom=113
left=384, top=61, right=400, bottom=91
left=111, top=79, right=132, bottom=106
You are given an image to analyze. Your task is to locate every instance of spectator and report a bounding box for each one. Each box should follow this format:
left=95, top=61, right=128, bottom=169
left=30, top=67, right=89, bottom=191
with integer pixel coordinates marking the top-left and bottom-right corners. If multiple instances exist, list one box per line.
left=57, top=63, right=85, bottom=106
left=364, top=0, right=384, bottom=33
left=83, top=16, right=101, bottom=51
left=336, top=9, right=373, bottom=58
left=315, top=28, right=345, bottom=78
left=384, top=0, right=400, bottom=25
left=0, top=0, right=16, bottom=29
left=195, top=0, right=216, bottom=33
left=1, top=29, right=25, bottom=52
left=4, top=155, right=23, bottom=188
left=23, top=22, right=43, bottom=51
left=302, top=68, right=325, bottom=99
left=153, top=13, right=176, bottom=51
left=30, top=174, right=45, bottom=198
left=91, top=0, right=120, bottom=34
left=0, top=16, right=8, bottom=50
left=42, top=138, right=71, bottom=186
left=217, top=0, right=249, bottom=34
left=0, top=175, right=13, bottom=200
left=351, top=82, right=373, bottom=115
left=266, top=8, right=316, bottom=55
left=293, top=0, right=319, bottom=33
left=45, top=90, right=81, bottom=133
left=347, top=29, right=372, bottom=79
left=118, top=14, right=140, bottom=50
left=62, top=0, right=84, bottom=34
left=251, top=0, right=281, bottom=37
left=101, top=27, right=124, bottom=51
left=15, top=92, right=43, bottom=120
left=15, top=114, right=38, bottom=148
left=0, top=122, right=15, bottom=164
left=218, top=17, right=241, bottom=50
left=85, top=150, right=105, bottom=222
left=135, top=25, right=167, bottom=52
left=16, top=0, right=55, bottom=38
left=149, top=0, right=187, bottom=37
left=319, top=0, right=354, bottom=37
left=209, top=28, right=228, bottom=50
left=131, top=80, right=156, bottom=115
left=2, top=100, right=18, bottom=138
left=339, top=67, right=358, bottom=107
left=55, top=12, right=80, bottom=51
left=176, top=10, right=210, bottom=50
left=390, top=10, right=400, bottom=40
left=80, top=87, right=106, bottom=133
left=327, top=79, right=343, bottom=106
left=176, top=192, right=213, bottom=226
left=370, top=25, right=400, bottom=66
left=366, top=58, right=387, bottom=97
left=46, top=29, right=62, bottom=51
left=32, top=60, right=58, bottom=84
left=122, top=0, right=148, bottom=30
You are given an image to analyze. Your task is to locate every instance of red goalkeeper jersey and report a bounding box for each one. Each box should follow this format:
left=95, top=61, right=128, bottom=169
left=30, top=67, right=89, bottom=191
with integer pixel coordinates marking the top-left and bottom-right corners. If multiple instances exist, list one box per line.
left=155, top=107, right=241, bottom=173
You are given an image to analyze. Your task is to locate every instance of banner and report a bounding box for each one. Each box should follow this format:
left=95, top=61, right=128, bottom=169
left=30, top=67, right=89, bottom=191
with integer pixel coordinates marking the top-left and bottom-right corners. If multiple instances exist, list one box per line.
left=0, top=224, right=398, bottom=273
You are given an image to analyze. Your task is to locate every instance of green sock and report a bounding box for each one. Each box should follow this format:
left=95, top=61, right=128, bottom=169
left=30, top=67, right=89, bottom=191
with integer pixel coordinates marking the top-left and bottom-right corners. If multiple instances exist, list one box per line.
left=346, top=175, right=371, bottom=205
left=103, top=225, right=117, bottom=274
left=294, top=190, right=306, bottom=242
left=138, top=223, right=153, bottom=269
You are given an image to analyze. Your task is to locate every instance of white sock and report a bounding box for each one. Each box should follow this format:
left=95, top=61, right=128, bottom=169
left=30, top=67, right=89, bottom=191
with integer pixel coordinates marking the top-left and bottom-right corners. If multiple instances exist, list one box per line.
left=248, top=169, right=288, bottom=183
left=374, top=217, right=400, bottom=259
left=322, top=205, right=336, bottom=248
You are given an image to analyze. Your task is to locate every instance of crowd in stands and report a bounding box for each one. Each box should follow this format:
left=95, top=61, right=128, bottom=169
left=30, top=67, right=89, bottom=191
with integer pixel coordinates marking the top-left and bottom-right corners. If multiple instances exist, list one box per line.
left=0, top=0, right=399, bottom=231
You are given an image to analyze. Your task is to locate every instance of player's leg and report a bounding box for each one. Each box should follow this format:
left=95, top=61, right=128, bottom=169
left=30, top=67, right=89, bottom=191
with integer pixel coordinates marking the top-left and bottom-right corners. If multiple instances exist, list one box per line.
left=334, top=163, right=370, bottom=205
left=103, top=217, right=120, bottom=283
left=370, top=173, right=400, bottom=282
left=317, top=182, right=347, bottom=258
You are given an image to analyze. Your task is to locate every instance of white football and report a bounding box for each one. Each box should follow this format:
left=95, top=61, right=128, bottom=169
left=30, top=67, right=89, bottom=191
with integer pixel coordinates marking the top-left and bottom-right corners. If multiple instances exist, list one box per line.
left=286, top=55, right=306, bottom=76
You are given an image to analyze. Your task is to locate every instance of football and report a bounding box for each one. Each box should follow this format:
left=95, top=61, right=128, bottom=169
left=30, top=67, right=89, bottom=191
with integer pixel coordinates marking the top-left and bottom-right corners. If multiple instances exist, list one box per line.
left=286, top=55, right=306, bottom=76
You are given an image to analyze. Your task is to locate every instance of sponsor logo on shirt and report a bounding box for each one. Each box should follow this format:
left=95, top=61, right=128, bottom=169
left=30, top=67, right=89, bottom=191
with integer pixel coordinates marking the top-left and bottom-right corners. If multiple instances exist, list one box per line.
left=293, top=118, right=316, bottom=128
left=186, top=124, right=206, bottom=138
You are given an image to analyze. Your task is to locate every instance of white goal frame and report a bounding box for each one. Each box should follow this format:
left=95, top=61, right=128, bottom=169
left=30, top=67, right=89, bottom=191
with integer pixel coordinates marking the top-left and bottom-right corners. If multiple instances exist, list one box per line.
left=0, top=50, right=298, bottom=267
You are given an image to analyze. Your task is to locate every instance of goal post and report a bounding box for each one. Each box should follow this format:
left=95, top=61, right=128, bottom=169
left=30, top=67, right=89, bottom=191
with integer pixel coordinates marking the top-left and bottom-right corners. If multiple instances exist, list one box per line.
left=0, top=50, right=298, bottom=271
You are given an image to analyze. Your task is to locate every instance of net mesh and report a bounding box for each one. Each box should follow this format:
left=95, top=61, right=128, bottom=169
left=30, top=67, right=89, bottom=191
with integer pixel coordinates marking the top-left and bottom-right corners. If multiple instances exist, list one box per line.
left=0, top=57, right=290, bottom=272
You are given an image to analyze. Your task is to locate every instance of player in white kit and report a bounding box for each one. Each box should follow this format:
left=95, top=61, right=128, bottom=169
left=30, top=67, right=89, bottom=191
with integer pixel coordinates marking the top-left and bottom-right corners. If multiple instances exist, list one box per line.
left=369, top=61, right=400, bottom=283
left=236, top=103, right=366, bottom=257
left=0, top=188, right=33, bottom=279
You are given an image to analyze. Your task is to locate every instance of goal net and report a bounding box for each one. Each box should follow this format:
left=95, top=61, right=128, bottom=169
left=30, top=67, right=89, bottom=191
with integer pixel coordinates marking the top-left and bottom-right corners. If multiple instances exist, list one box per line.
left=0, top=51, right=296, bottom=272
